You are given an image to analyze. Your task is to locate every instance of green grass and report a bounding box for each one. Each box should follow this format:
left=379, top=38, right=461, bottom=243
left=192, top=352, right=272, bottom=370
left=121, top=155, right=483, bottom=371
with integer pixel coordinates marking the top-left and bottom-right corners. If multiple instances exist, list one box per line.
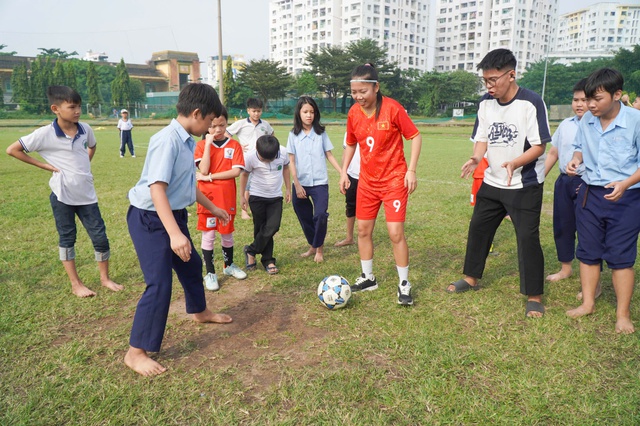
left=1, top=121, right=640, bottom=425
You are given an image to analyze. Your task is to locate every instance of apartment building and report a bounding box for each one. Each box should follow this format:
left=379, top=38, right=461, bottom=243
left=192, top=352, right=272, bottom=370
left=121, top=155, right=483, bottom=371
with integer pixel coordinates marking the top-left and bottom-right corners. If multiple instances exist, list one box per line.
left=435, top=0, right=558, bottom=76
left=550, top=2, right=640, bottom=65
left=269, top=0, right=431, bottom=75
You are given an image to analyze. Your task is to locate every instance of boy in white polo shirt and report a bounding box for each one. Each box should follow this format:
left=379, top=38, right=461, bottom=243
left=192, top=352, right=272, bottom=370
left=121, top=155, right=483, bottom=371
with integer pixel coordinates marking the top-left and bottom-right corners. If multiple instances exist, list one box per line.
left=239, top=135, right=291, bottom=275
left=226, top=98, right=275, bottom=219
left=117, top=108, right=135, bottom=158
left=6, top=85, right=123, bottom=298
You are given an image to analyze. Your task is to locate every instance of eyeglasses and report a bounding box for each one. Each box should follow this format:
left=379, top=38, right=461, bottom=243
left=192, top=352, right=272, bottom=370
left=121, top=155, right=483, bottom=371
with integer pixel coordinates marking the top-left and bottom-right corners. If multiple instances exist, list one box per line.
left=480, top=70, right=513, bottom=87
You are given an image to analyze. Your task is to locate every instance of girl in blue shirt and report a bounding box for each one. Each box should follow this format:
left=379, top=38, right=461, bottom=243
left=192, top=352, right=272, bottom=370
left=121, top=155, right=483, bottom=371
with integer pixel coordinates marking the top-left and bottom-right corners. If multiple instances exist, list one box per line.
left=287, top=96, right=342, bottom=262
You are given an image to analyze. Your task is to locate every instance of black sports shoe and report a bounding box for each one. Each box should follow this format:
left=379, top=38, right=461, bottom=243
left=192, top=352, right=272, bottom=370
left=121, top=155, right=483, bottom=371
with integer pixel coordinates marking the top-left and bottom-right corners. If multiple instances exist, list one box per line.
left=351, top=273, right=378, bottom=292
left=397, top=280, right=413, bottom=306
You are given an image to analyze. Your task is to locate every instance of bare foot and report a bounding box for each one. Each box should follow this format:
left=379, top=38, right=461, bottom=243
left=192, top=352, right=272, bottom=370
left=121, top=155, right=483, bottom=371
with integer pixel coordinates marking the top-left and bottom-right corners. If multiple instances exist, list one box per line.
left=124, top=347, right=167, bottom=376
left=241, top=210, right=251, bottom=220
left=102, top=279, right=124, bottom=292
left=576, top=281, right=602, bottom=301
left=334, top=239, right=355, bottom=247
left=72, top=282, right=96, bottom=298
left=615, top=317, right=635, bottom=334
left=566, top=304, right=595, bottom=319
left=300, top=247, right=316, bottom=258
left=192, top=308, right=233, bottom=324
left=546, top=270, right=572, bottom=282
left=314, top=251, right=324, bottom=263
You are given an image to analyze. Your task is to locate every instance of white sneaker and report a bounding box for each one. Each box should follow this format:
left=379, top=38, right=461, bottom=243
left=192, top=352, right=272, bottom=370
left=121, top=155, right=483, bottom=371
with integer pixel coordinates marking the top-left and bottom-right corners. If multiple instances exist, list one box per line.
left=132, top=155, right=136, bottom=158
left=204, top=273, right=219, bottom=291
left=223, top=263, right=247, bottom=280
left=397, top=280, right=413, bottom=306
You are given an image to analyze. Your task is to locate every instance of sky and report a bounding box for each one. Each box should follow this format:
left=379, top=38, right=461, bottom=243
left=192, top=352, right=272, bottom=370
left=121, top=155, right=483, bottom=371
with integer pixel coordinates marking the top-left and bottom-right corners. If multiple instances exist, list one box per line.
left=0, top=0, right=621, bottom=65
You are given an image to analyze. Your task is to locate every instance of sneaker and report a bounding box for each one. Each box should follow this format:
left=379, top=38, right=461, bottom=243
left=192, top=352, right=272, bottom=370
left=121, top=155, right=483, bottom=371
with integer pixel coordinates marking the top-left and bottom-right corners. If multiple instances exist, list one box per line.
left=351, top=273, right=378, bottom=292
left=223, top=263, right=247, bottom=280
left=204, top=273, right=219, bottom=291
left=132, top=155, right=136, bottom=158
left=397, top=280, right=413, bottom=306
left=120, top=155, right=124, bottom=158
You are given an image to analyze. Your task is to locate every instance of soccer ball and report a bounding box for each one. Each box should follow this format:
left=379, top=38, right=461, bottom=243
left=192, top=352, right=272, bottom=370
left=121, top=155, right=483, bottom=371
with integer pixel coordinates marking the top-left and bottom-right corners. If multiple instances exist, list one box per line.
left=317, top=275, right=351, bottom=310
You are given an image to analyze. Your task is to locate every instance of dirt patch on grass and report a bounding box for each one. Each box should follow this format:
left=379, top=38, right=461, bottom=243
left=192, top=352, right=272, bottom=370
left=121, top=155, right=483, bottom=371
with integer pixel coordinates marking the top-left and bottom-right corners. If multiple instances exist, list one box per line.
left=162, top=275, right=333, bottom=397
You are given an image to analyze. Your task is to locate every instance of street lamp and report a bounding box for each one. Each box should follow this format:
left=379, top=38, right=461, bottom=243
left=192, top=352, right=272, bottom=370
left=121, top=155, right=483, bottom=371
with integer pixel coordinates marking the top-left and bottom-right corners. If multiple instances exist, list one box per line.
left=217, top=0, right=224, bottom=104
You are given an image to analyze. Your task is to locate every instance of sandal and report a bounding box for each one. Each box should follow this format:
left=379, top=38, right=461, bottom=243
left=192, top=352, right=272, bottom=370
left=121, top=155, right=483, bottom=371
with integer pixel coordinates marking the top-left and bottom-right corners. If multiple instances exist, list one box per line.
left=446, top=279, right=480, bottom=293
left=244, top=245, right=256, bottom=271
left=265, top=264, right=279, bottom=275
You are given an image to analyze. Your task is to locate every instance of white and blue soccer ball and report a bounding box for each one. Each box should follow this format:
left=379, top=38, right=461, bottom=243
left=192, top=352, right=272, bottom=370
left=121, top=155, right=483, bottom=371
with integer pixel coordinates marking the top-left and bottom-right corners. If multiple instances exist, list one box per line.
left=317, top=275, right=351, bottom=310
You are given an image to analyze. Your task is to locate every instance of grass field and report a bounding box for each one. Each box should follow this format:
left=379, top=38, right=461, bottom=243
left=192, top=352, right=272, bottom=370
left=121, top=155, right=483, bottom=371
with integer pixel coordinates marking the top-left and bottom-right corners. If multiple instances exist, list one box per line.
left=1, top=120, right=640, bottom=425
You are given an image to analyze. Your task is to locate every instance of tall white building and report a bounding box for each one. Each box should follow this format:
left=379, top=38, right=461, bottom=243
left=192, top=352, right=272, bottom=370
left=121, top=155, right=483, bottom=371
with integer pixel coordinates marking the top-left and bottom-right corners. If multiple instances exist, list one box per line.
left=434, top=0, right=558, bottom=76
left=550, top=2, right=640, bottom=65
left=269, top=0, right=431, bottom=75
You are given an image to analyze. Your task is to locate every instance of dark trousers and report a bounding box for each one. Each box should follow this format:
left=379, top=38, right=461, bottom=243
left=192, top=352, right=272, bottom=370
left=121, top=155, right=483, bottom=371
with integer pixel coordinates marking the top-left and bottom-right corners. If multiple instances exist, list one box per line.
left=247, top=196, right=283, bottom=268
left=50, top=192, right=109, bottom=252
left=120, top=130, right=134, bottom=156
left=344, top=175, right=358, bottom=218
left=553, top=173, right=583, bottom=262
left=292, top=184, right=329, bottom=248
left=463, top=183, right=544, bottom=296
left=127, top=206, right=206, bottom=352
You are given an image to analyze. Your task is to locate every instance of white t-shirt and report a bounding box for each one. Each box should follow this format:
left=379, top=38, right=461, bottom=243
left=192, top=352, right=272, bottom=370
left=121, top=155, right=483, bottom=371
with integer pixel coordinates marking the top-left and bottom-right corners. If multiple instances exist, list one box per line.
left=20, top=120, right=98, bottom=205
left=227, top=118, right=274, bottom=153
left=242, top=146, right=289, bottom=198
left=117, top=118, right=134, bottom=131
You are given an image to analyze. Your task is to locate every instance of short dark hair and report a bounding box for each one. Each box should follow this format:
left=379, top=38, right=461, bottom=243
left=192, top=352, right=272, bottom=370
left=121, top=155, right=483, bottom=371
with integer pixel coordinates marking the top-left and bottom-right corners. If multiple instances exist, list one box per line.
left=176, top=83, right=222, bottom=118
left=218, top=105, right=228, bottom=121
left=573, top=78, right=587, bottom=93
left=247, top=98, right=263, bottom=110
left=47, top=85, right=82, bottom=105
left=256, top=135, right=279, bottom=161
left=584, top=68, right=624, bottom=98
left=477, top=48, right=517, bottom=72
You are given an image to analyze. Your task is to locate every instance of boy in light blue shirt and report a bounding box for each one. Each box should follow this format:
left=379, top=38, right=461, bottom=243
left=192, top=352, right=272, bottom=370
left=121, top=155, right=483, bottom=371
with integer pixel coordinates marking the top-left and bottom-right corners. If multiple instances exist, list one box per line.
left=566, top=68, right=640, bottom=334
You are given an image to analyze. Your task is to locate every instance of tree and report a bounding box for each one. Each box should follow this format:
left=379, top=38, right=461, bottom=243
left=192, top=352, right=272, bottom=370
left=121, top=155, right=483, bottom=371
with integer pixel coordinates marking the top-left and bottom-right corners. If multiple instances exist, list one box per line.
left=237, top=59, right=292, bottom=111
left=86, top=61, right=102, bottom=114
left=294, top=71, right=319, bottom=96
left=305, top=46, right=351, bottom=112
left=10, top=63, right=30, bottom=105
left=37, top=48, right=78, bottom=59
left=29, top=57, right=53, bottom=113
left=0, top=44, right=17, bottom=56
left=612, top=44, right=640, bottom=95
left=52, top=59, right=66, bottom=86
left=111, top=59, right=131, bottom=107
left=223, top=56, right=235, bottom=106
left=129, top=79, right=146, bottom=103
left=65, top=61, right=77, bottom=89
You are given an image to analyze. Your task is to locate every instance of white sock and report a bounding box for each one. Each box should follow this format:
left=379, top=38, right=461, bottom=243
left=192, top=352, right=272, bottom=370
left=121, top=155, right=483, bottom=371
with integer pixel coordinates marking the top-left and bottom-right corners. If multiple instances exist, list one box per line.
left=361, top=259, right=373, bottom=280
left=397, top=265, right=409, bottom=284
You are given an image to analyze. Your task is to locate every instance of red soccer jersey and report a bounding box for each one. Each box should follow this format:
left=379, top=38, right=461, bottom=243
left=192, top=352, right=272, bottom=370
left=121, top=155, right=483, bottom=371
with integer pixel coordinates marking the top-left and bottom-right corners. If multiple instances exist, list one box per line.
left=194, top=138, right=245, bottom=219
left=346, top=97, right=419, bottom=190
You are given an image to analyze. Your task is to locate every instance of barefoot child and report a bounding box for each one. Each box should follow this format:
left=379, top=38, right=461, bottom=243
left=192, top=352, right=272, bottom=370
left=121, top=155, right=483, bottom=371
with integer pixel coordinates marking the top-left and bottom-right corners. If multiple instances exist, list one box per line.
left=565, top=68, right=640, bottom=334
left=6, top=85, right=123, bottom=298
left=240, top=135, right=291, bottom=275
left=195, top=106, right=247, bottom=291
left=543, top=79, right=590, bottom=284
left=124, top=83, right=232, bottom=376
left=287, top=96, right=342, bottom=262
left=339, top=63, right=422, bottom=306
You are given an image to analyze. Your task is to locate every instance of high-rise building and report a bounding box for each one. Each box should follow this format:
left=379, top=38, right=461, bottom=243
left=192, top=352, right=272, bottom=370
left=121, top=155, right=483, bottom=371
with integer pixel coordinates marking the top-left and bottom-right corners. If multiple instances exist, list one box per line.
left=269, top=0, right=431, bottom=75
left=550, top=2, right=640, bottom=65
left=434, top=0, right=558, bottom=76
left=202, top=55, right=247, bottom=88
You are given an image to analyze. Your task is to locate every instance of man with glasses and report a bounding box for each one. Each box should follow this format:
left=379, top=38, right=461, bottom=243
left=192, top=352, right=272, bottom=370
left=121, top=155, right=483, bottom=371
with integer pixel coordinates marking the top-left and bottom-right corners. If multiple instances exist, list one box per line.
left=447, top=48, right=551, bottom=319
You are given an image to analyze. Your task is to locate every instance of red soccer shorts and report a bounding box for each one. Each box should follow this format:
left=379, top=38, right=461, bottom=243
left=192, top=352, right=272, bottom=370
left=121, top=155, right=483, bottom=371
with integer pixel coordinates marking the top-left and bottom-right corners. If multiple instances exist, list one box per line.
left=356, top=183, right=408, bottom=222
left=197, top=213, right=236, bottom=234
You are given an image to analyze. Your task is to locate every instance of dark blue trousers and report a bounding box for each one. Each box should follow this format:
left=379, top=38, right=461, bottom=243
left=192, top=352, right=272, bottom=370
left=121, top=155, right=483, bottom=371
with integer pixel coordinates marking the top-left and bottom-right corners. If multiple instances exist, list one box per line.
left=292, top=184, right=329, bottom=248
left=552, top=173, right=584, bottom=262
left=120, top=130, right=134, bottom=156
left=127, top=206, right=206, bottom=352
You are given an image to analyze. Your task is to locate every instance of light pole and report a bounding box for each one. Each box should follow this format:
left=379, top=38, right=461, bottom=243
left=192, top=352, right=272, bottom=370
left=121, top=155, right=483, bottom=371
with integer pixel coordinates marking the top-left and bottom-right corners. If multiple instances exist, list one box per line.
left=217, top=0, right=224, bottom=104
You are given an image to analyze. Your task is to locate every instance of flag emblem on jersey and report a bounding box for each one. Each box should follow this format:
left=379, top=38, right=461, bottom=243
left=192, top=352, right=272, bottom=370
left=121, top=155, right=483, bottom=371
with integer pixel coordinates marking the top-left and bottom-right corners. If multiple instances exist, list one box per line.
left=377, top=121, right=390, bottom=131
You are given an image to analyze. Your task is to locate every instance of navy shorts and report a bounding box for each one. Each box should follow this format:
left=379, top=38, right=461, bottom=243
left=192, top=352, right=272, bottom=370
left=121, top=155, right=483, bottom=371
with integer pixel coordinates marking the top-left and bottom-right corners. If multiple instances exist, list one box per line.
left=575, top=185, right=640, bottom=269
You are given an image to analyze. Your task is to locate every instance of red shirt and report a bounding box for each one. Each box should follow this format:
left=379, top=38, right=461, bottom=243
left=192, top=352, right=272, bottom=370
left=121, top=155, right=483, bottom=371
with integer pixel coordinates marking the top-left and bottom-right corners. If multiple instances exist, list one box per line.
left=194, top=138, right=244, bottom=215
left=346, top=97, right=419, bottom=190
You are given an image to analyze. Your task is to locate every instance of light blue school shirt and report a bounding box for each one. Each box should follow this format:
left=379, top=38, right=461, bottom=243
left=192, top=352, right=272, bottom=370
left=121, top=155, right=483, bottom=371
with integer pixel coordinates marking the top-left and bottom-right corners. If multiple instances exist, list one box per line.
left=286, top=129, right=333, bottom=186
left=128, top=119, right=197, bottom=211
left=573, top=104, right=640, bottom=189
left=552, top=115, right=584, bottom=175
